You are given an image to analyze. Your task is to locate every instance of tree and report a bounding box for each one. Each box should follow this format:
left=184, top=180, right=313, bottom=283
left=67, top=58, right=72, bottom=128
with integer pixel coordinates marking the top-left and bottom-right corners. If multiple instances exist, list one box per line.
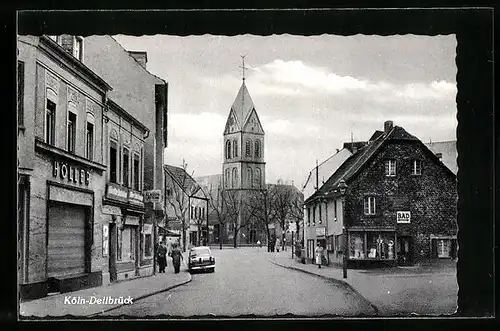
left=224, top=190, right=254, bottom=248
left=272, top=180, right=302, bottom=251
left=287, top=190, right=305, bottom=246
left=245, top=187, right=277, bottom=252
left=165, top=161, right=196, bottom=252
left=207, top=183, right=228, bottom=250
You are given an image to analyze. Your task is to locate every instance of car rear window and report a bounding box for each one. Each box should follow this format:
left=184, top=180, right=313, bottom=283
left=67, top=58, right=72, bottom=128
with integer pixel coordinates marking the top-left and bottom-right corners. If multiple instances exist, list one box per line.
left=191, top=248, right=210, bottom=255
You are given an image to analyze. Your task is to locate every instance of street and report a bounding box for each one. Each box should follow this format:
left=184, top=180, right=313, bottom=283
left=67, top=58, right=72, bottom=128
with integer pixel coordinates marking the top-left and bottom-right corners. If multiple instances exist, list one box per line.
left=102, top=247, right=377, bottom=317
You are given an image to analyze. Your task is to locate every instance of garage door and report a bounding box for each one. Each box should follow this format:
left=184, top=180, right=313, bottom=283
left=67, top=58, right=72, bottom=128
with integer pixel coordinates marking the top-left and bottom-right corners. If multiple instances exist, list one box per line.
left=47, top=202, right=86, bottom=278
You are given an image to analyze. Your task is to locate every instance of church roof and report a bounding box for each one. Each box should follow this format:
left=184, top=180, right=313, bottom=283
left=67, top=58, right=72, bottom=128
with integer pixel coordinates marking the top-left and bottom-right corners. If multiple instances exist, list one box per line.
left=231, top=81, right=255, bottom=127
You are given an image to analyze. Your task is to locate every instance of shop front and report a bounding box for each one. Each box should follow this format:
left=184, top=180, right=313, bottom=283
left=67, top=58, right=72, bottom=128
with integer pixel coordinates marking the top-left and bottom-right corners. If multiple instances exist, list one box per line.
left=21, top=146, right=106, bottom=300
left=346, top=227, right=398, bottom=268
left=102, top=182, right=149, bottom=283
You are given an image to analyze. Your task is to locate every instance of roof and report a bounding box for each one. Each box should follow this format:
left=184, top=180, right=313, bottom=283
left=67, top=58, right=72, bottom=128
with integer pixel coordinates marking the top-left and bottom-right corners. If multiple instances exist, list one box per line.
left=231, top=81, right=255, bottom=127
left=305, top=125, right=454, bottom=204
left=164, top=165, right=202, bottom=197
left=424, top=141, right=457, bottom=175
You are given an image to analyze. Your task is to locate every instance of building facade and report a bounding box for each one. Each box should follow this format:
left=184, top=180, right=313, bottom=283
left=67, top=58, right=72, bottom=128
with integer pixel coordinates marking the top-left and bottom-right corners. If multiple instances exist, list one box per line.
left=304, top=121, right=458, bottom=267
left=17, top=35, right=112, bottom=300
left=83, top=35, right=168, bottom=277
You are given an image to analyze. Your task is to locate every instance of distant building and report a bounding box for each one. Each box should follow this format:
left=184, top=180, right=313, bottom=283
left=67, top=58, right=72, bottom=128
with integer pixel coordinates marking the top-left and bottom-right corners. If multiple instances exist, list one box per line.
left=425, top=140, right=457, bottom=175
left=304, top=121, right=457, bottom=267
left=164, top=165, right=209, bottom=251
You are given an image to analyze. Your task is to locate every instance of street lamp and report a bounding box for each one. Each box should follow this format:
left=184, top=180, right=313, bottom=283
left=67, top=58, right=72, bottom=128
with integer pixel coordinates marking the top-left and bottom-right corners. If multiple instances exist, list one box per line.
left=338, top=179, right=348, bottom=279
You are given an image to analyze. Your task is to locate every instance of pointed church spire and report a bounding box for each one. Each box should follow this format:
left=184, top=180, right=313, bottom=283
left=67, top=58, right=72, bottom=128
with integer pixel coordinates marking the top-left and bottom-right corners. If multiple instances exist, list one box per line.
left=239, top=55, right=248, bottom=82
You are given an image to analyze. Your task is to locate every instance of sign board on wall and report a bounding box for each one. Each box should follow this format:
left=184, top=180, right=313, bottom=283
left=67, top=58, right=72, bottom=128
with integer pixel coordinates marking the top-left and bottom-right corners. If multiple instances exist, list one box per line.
left=397, top=211, right=411, bottom=224
left=144, top=190, right=162, bottom=203
left=315, top=227, right=326, bottom=237
left=102, top=224, right=109, bottom=256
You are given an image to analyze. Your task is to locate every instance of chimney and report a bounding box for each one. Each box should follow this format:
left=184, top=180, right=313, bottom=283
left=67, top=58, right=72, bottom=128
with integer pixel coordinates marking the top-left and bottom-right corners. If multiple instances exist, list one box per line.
left=128, top=51, right=148, bottom=69
left=384, top=120, right=394, bottom=133
left=435, top=153, right=443, bottom=161
left=58, top=34, right=76, bottom=55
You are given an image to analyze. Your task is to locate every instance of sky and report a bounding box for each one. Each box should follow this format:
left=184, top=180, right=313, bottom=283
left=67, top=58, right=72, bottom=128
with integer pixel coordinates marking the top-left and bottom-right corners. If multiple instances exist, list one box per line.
left=113, top=34, right=457, bottom=189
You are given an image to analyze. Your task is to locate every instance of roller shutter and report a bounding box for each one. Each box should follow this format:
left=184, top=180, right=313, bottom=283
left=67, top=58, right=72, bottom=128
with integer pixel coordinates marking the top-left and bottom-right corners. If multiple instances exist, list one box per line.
left=47, top=202, right=86, bottom=277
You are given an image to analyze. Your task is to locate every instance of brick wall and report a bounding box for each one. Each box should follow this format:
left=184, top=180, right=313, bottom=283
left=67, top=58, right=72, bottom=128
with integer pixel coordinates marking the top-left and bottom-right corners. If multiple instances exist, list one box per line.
left=345, top=140, right=457, bottom=259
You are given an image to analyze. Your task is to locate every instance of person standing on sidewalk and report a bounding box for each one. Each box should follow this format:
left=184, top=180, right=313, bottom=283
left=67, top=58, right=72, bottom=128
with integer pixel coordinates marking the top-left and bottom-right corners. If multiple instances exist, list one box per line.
left=315, top=242, right=324, bottom=268
left=171, top=243, right=184, bottom=274
left=157, top=240, right=168, bottom=273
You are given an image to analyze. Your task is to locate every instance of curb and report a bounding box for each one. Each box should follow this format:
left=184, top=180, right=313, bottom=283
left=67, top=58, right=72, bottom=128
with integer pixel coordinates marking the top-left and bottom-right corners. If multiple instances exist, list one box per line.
left=268, top=258, right=380, bottom=315
left=87, top=272, right=192, bottom=317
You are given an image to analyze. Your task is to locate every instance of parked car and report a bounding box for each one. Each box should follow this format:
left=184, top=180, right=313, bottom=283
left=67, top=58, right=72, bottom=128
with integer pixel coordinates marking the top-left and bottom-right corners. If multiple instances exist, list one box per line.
left=188, top=246, right=215, bottom=273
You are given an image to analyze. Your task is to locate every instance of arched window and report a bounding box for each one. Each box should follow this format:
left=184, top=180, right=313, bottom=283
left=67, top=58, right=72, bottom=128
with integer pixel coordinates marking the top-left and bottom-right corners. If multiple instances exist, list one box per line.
left=254, top=168, right=261, bottom=188
left=247, top=168, right=253, bottom=188
left=245, top=139, right=252, bottom=157
left=254, top=140, right=261, bottom=158
left=232, top=168, right=238, bottom=188
left=226, top=140, right=231, bottom=159
left=233, top=139, right=238, bottom=157
left=225, top=169, right=230, bottom=188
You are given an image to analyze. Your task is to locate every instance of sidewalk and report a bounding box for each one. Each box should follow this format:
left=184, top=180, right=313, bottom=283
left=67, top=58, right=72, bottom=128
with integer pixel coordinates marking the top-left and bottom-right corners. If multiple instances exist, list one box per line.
left=20, top=257, right=191, bottom=318
left=270, top=251, right=458, bottom=316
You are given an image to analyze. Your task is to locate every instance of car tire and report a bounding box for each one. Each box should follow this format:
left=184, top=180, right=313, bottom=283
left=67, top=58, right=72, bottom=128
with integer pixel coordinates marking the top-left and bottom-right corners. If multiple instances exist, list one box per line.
left=210, top=268, right=215, bottom=273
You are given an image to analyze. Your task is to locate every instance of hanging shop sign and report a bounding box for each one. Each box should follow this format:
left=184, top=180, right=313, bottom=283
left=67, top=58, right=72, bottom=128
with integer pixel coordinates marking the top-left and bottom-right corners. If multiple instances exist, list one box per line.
left=144, top=190, right=162, bottom=203
left=315, top=227, right=326, bottom=237
left=128, top=190, right=144, bottom=205
left=106, top=183, right=128, bottom=202
left=53, top=160, right=90, bottom=186
left=397, top=211, right=411, bottom=224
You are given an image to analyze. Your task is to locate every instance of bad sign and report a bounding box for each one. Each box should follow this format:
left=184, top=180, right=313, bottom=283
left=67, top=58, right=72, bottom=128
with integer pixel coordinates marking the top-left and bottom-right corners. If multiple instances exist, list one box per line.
left=397, top=211, right=411, bottom=224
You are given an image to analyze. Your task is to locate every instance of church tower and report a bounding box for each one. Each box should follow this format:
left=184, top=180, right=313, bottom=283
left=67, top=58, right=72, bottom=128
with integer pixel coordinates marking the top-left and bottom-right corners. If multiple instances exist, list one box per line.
left=222, top=57, right=266, bottom=244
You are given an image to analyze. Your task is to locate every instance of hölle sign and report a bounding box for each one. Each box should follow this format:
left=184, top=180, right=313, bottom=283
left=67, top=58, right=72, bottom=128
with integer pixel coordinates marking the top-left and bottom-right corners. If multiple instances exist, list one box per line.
left=53, top=160, right=90, bottom=186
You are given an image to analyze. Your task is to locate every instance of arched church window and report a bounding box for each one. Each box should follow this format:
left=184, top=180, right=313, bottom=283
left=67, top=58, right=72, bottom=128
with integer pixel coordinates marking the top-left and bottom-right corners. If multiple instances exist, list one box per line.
left=247, top=168, right=253, bottom=188
left=254, top=140, right=261, bottom=158
left=226, top=140, right=231, bottom=159
left=254, top=168, right=261, bottom=188
left=233, top=139, right=238, bottom=157
left=225, top=169, right=230, bottom=188
left=245, top=139, right=252, bottom=157
left=232, top=168, right=238, bottom=188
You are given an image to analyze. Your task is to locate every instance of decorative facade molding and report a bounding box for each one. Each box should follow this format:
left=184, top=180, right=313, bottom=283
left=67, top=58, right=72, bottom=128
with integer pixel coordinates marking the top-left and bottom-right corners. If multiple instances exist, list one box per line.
left=45, top=71, right=60, bottom=94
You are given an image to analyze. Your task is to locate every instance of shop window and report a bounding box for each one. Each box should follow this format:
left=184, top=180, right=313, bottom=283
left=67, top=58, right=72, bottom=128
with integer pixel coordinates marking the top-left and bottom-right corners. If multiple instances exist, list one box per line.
left=364, top=196, right=376, bottom=215
left=109, top=140, right=118, bottom=183
left=245, top=139, right=252, bottom=156
left=412, top=160, right=422, bottom=175
left=122, top=148, right=130, bottom=187
left=86, top=114, right=94, bottom=160
left=233, top=139, right=238, bottom=157
left=384, top=159, right=396, bottom=176
left=349, top=232, right=365, bottom=259
left=144, top=233, right=152, bottom=257
left=133, top=153, right=140, bottom=191
left=118, top=226, right=136, bottom=262
left=254, top=140, right=261, bottom=158
left=67, top=111, right=77, bottom=154
left=45, top=99, right=56, bottom=145
left=17, top=61, right=24, bottom=127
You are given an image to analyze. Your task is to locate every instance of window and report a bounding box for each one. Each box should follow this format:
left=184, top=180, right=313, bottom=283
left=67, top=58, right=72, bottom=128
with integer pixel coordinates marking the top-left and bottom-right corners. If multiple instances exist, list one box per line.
left=412, top=160, right=422, bottom=175
left=312, top=205, right=316, bottom=225
left=122, top=148, right=130, bottom=187
left=254, top=140, right=261, bottom=158
left=191, top=206, right=194, bottom=219
left=232, top=168, right=238, bottom=188
left=233, top=139, right=238, bottom=157
left=109, top=141, right=118, bottom=183
left=225, top=169, right=230, bottom=188
left=438, top=239, right=451, bottom=258
left=118, top=226, right=136, bottom=261
left=247, top=168, right=253, bottom=188
left=133, top=153, right=140, bottom=191
left=226, top=140, right=231, bottom=159
left=333, top=200, right=337, bottom=221
left=17, top=61, right=24, bottom=127
left=45, top=99, right=56, bottom=145
left=384, top=159, right=396, bottom=176
left=67, top=111, right=77, bottom=153
left=144, top=233, right=152, bottom=257
left=307, top=207, right=311, bottom=226
left=364, top=196, right=376, bottom=215
left=245, top=139, right=252, bottom=156
left=254, top=168, right=261, bottom=188
left=73, top=36, right=83, bottom=61
left=318, top=204, right=322, bottom=224
left=86, top=118, right=94, bottom=160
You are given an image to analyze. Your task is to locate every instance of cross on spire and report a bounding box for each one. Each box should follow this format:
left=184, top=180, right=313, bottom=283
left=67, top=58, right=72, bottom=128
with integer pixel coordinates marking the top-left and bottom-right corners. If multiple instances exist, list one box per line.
left=239, top=55, right=249, bottom=81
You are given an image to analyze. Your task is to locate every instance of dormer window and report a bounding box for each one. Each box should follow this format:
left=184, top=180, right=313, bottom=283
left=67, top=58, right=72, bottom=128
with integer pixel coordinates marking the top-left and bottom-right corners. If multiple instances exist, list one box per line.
left=73, top=36, right=83, bottom=61
left=384, top=159, right=396, bottom=176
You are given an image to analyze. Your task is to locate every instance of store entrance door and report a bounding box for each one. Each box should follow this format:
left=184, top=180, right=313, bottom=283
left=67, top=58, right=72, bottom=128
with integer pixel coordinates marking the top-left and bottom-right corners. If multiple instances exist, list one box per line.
left=397, top=236, right=413, bottom=265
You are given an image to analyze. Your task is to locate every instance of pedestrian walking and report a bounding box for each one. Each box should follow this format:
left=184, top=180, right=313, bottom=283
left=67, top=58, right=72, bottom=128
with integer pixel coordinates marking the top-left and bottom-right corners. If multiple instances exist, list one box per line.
left=315, top=242, right=324, bottom=268
left=284, top=237, right=287, bottom=251
left=170, top=243, right=184, bottom=274
left=257, top=240, right=262, bottom=250
left=157, top=240, right=168, bottom=273
left=275, top=238, right=280, bottom=253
